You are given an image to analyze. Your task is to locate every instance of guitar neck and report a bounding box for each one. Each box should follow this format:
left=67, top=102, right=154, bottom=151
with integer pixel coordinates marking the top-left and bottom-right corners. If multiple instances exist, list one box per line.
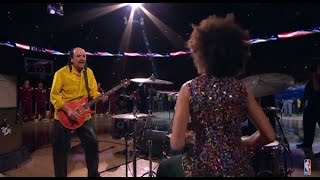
left=83, top=83, right=124, bottom=109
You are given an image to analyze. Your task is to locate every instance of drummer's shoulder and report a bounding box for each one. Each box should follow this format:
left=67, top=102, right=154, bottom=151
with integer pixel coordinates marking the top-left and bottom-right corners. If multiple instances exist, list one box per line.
left=181, top=80, right=193, bottom=89
left=178, top=80, right=193, bottom=96
left=184, top=80, right=192, bottom=86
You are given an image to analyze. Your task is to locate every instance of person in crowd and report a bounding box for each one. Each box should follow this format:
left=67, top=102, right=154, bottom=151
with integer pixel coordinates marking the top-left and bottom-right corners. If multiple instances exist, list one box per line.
left=19, top=80, right=34, bottom=121
left=34, top=82, right=48, bottom=120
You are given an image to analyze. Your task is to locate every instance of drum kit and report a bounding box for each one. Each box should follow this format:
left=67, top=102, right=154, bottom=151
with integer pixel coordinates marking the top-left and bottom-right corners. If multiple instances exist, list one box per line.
left=111, top=74, right=175, bottom=177
left=242, top=73, right=294, bottom=177
left=110, top=73, right=295, bottom=177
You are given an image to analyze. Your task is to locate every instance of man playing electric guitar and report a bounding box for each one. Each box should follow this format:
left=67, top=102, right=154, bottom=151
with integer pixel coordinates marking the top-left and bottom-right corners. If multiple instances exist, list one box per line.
left=50, top=47, right=107, bottom=177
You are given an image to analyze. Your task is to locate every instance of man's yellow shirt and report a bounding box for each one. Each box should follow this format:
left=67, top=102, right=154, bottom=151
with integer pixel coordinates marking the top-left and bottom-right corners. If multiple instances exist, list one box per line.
left=50, top=65, right=101, bottom=121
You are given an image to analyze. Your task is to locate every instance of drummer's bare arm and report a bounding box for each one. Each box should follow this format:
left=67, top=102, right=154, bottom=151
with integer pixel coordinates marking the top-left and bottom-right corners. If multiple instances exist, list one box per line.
left=242, top=88, right=276, bottom=149
left=170, top=82, right=191, bottom=151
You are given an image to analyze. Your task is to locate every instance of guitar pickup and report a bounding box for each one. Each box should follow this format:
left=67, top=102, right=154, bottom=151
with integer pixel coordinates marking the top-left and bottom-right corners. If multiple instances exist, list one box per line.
left=75, top=108, right=81, bottom=115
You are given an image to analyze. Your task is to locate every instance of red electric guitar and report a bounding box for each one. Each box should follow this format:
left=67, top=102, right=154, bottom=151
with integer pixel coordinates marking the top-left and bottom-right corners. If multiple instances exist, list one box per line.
left=58, top=79, right=130, bottom=129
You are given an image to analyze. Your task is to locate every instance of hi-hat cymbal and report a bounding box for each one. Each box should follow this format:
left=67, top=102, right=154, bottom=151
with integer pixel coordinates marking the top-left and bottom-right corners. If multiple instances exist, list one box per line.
left=130, top=74, right=173, bottom=85
left=264, top=106, right=280, bottom=112
left=112, top=113, right=152, bottom=120
left=241, top=73, right=294, bottom=97
left=157, top=90, right=179, bottom=95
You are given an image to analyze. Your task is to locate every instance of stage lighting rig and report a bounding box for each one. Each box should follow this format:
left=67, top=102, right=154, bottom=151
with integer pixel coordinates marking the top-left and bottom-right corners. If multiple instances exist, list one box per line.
left=47, top=3, right=64, bottom=16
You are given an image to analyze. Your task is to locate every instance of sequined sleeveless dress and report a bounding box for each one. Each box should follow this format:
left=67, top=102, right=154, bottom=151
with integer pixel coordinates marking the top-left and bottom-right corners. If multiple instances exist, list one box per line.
left=182, top=74, right=255, bottom=177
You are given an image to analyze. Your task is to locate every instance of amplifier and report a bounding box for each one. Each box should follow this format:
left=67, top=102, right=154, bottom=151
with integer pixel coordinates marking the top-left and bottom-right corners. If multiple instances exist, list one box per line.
left=0, top=108, right=22, bottom=155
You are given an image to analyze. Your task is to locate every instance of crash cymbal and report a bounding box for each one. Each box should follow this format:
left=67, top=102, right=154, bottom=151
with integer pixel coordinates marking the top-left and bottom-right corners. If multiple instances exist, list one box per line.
left=130, top=74, right=173, bottom=85
left=112, top=113, right=152, bottom=120
left=241, top=73, right=294, bottom=97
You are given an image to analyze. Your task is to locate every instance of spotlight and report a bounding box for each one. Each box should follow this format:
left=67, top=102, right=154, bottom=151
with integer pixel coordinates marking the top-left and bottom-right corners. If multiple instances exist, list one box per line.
left=49, top=9, right=56, bottom=15
left=129, top=3, right=142, bottom=11
left=47, top=3, right=64, bottom=16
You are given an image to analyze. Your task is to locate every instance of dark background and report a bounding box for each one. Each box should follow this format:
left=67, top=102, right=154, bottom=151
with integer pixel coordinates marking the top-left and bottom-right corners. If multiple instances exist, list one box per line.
left=1, top=3, right=320, bottom=90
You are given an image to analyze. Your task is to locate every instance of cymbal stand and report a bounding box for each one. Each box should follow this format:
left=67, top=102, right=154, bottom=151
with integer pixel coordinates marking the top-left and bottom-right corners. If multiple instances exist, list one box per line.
left=141, top=135, right=157, bottom=177
left=275, top=113, right=292, bottom=177
left=123, top=91, right=140, bottom=177
left=140, top=85, right=158, bottom=177
left=147, top=86, right=154, bottom=116
left=131, top=92, right=139, bottom=177
left=130, top=117, right=138, bottom=177
left=167, top=94, right=176, bottom=133
left=269, top=109, right=292, bottom=177
left=124, top=125, right=130, bottom=177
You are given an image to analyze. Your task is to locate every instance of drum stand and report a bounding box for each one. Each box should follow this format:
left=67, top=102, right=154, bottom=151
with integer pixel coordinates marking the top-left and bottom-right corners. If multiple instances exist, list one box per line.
left=124, top=94, right=139, bottom=177
left=123, top=124, right=131, bottom=177
left=124, top=89, right=152, bottom=177
left=141, top=85, right=157, bottom=177
left=274, top=110, right=292, bottom=177
left=141, top=137, right=157, bottom=177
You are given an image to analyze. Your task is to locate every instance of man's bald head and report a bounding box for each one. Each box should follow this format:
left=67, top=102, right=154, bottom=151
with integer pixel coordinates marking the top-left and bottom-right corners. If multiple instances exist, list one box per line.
left=70, top=47, right=87, bottom=72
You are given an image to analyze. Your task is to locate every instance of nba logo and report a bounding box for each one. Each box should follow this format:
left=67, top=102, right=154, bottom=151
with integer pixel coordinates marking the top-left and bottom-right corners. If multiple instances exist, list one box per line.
left=304, top=159, right=311, bottom=175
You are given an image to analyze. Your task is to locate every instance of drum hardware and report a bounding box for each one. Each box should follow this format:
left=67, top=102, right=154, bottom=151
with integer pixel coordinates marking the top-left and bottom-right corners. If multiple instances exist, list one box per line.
left=141, top=135, right=157, bottom=177
left=241, top=72, right=294, bottom=177
left=141, top=83, right=157, bottom=177
left=126, top=74, right=173, bottom=176
left=112, top=113, right=139, bottom=176
left=115, top=118, right=139, bottom=177
left=157, top=90, right=178, bottom=129
left=253, top=107, right=292, bottom=177
left=156, top=91, right=178, bottom=95
left=275, top=113, right=293, bottom=177
left=111, top=91, right=155, bottom=177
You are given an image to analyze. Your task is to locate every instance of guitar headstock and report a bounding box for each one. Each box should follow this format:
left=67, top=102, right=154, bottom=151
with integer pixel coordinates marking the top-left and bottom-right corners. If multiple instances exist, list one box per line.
left=120, top=79, right=131, bottom=88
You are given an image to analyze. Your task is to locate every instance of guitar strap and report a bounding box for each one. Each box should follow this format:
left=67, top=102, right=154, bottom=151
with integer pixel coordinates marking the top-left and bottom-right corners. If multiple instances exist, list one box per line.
left=83, top=67, right=94, bottom=109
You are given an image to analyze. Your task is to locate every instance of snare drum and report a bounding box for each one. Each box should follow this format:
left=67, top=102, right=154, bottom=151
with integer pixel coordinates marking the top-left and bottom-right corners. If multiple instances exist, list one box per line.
left=252, top=140, right=283, bottom=176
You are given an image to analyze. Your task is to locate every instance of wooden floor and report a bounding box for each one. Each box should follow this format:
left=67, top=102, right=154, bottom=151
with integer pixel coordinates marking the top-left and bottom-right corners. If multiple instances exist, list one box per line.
left=2, top=134, right=161, bottom=177
left=2, top=133, right=320, bottom=177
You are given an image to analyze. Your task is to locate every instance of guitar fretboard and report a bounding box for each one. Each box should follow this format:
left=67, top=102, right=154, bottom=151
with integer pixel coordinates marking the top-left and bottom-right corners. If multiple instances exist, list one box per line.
left=83, top=82, right=126, bottom=109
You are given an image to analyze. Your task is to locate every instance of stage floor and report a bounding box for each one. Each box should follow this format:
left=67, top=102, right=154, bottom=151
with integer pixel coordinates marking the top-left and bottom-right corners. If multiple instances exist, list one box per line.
left=2, top=112, right=320, bottom=177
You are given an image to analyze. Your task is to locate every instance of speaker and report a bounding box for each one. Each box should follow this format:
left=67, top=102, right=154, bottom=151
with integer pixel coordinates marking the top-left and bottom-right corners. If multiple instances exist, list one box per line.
left=0, top=108, right=22, bottom=155
left=138, top=130, right=168, bottom=157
